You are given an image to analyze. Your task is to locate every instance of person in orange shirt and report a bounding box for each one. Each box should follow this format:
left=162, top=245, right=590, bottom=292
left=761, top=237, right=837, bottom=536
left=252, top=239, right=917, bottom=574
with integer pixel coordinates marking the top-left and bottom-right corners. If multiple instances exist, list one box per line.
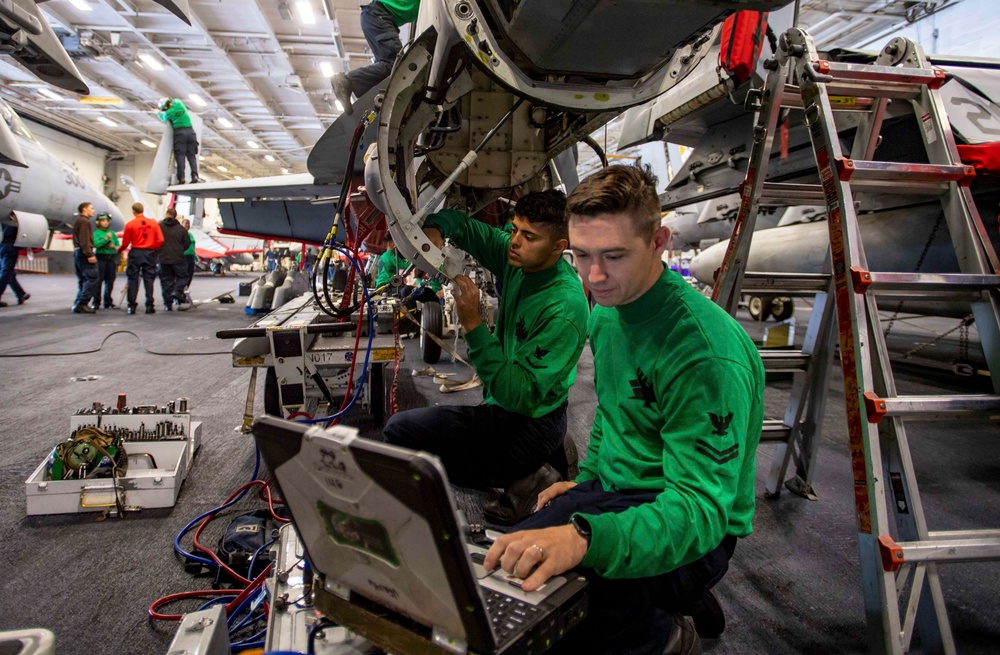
left=118, top=202, right=165, bottom=315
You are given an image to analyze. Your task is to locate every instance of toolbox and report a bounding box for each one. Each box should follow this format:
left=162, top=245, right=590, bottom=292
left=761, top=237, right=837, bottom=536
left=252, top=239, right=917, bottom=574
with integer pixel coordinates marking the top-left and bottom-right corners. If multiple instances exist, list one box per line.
left=25, top=402, right=202, bottom=516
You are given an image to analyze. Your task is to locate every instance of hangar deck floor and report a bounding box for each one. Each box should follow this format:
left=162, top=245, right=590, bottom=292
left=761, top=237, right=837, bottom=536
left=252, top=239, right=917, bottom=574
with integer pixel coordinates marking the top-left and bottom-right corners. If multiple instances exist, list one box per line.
left=0, top=273, right=996, bottom=655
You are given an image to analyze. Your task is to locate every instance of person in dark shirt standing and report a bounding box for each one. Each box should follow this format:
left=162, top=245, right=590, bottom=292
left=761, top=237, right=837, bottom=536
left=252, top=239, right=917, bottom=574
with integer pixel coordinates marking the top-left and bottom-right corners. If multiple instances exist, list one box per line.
left=0, top=222, right=28, bottom=307
left=158, top=207, right=192, bottom=311
left=118, top=202, right=164, bottom=315
left=72, top=202, right=98, bottom=314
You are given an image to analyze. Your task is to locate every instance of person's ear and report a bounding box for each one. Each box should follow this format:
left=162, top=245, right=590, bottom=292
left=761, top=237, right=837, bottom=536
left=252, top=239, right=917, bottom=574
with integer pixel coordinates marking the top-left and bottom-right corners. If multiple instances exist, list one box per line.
left=652, top=225, right=671, bottom=256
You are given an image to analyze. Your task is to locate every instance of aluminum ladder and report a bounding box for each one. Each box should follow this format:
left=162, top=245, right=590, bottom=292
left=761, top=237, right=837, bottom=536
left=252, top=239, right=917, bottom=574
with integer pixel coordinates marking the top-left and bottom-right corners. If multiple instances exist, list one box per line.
left=712, top=27, right=1000, bottom=654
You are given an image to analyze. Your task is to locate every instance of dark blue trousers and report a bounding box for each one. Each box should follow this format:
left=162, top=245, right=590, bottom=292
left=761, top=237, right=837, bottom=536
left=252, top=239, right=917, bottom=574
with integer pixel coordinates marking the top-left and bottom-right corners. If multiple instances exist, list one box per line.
left=346, top=1, right=402, bottom=97
left=382, top=402, right=567, bottom=489
left=96, top=254, right=118, bottom=307
left=73, top=248, right=99, bottom=308
left=126, top=249, right=158, bottom=308
left=0, top=243, right=25, bottom=301
left=516, top=480, right=736, bottom=655
left=159, top=261, right=190, bottom=306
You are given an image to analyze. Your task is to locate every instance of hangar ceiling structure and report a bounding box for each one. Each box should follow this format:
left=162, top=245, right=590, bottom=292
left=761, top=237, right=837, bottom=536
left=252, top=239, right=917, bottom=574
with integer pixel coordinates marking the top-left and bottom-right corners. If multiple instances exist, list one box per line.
left=0, top=0, right=961, bottom=184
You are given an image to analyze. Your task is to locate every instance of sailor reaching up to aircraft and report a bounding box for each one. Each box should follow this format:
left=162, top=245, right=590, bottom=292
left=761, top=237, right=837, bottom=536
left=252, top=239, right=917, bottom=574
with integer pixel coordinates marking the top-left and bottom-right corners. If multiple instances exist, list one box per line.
left=157, top=98, right=201, bottom=185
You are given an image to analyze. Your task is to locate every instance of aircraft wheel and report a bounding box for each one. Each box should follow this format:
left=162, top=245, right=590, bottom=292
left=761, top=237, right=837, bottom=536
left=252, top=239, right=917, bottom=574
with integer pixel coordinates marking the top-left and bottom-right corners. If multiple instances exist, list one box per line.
left=747, top=295, right=771, bottom=322
left=421, top=301, right=443, bottom=364
left=263, top=366, right=280, bottom=416
left=770, top=297, right=794, bottom=322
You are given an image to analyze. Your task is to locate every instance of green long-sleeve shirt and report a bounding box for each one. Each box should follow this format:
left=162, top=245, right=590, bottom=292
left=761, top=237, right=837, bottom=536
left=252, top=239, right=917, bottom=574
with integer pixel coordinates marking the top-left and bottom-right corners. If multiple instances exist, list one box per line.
left=378, top=0, right=419, bottom=25
left=158, top=99, right=193, bottom=129
left=426, top=209, right=589, bottom=418
left=93, top=227, right=119, bottom=255
left=184, top=231, right=196, bottom=257
left=576, top=267, right=764, bottom=579
left=376, top=249, right=408, bottom=288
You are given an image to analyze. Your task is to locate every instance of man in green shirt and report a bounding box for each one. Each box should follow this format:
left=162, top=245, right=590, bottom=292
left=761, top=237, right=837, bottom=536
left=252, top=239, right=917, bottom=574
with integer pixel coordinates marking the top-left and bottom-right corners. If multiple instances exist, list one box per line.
left=157, top=98, right=201, bottom=184
left=484, top=167, right=765, bottom=655
left=375, top=233, right=408, bottom=290
left=383, top=190, right=590, bottom=524
left=331, top=0, right=419, bottom=115
left=92, top=213, right=120, bottom=309
left=181, top=218, right=196, bottom=294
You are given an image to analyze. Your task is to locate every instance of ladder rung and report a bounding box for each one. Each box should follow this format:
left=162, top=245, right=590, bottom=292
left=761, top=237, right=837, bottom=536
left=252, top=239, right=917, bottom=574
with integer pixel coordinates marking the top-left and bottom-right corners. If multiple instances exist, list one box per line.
left=852, top=270, right=1000, bottom=295
left=863, top=392, right=1000, bottom=422
left=837, top=158, right=976, bottom=188
left=781, top=83, right=920, bottom=109
left=760, top=419, right=791, bottom=443
left=742, top=272, right=832, bottom=295
left=753, top=182, right=826, bottom=205
left=814, top=60, right=947, bottom=89
left=879, top=534, right=1000, bottom=571
left=760, top=350, right=810, bottom=372
left=928, top=529, right=1000, bottom=541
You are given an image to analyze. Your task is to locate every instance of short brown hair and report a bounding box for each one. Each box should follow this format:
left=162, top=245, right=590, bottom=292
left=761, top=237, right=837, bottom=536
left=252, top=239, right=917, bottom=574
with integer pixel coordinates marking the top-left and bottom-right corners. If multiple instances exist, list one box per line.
left=78, top=202, right=92, bottom=214
left=165, top=207, right=177, bottom=219
left=132, top=202, right=144, bottom=215
left=566, top=165, right=660, bottom=239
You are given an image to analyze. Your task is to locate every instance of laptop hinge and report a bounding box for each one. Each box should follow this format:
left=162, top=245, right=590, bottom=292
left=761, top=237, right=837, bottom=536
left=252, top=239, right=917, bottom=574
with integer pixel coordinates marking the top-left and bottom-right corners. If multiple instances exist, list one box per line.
left=322, top=575, right=352, bottom=601
left=431, top=627, right=468, bottom=655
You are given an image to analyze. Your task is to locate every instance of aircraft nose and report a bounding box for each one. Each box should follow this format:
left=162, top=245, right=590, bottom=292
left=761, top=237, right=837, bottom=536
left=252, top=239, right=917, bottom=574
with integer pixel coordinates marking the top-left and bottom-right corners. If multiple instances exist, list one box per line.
left=689, top=242, right=727, bottom=286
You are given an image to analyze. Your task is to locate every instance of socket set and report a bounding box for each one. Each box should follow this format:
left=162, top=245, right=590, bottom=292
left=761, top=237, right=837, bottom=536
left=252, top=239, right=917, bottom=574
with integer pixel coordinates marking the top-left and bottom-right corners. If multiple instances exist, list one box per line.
left=69, top=394, right=192, bottom=442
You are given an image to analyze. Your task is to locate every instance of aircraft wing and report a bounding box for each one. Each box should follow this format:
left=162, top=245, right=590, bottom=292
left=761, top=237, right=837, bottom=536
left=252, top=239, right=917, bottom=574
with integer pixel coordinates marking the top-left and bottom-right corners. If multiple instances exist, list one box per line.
left=167, top=173, right=339, bottom=200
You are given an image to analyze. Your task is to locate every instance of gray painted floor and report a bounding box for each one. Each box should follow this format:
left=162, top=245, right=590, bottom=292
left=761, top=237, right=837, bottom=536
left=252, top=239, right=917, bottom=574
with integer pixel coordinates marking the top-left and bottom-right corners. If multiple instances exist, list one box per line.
left=0, top=274, right=997, bottom=654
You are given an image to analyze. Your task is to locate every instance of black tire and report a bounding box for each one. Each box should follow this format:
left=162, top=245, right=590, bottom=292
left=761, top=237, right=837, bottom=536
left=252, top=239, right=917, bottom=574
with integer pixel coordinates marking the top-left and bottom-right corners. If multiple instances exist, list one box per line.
left=421, top=301, right=443, bottom=364
left=747, top=295, right=771, bottom=322
left=770, top=296, right=794, bottom=322
left=263, top=366, right=280, bottom=416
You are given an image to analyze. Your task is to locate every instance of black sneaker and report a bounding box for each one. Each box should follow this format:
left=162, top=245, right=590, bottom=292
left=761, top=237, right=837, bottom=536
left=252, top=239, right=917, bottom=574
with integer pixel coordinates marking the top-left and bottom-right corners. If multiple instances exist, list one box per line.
left=483, top=464, right=561, bottom=526
left=146, top=306, right=156, bottom=314
left=0, top=300, right=8, bottom=308
left=127, top=304, right=137, bottom=315
left=17, top=293, right=29, bottom=305
left=689, top=590, right=725, bottom=639
left=72, top=304, right=96, bottom=314
left=662, top=615, right=701, bottom=655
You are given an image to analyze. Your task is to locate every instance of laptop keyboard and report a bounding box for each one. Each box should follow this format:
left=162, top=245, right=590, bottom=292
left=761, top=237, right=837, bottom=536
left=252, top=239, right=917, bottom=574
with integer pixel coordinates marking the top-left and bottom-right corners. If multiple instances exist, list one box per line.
left=482, top=587, right=540, bottom=643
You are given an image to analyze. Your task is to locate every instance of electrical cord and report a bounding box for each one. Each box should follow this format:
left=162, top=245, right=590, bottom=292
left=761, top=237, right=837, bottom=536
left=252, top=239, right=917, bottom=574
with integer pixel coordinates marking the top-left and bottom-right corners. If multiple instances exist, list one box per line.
left=0, top=330, right=231, bottom=358
left=307, top=618, right=337, bottom=655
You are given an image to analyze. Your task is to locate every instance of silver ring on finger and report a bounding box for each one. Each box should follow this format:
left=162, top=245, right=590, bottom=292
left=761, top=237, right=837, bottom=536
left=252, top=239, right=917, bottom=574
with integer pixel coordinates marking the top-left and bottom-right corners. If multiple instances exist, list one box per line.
left=530, top=544, right=545, bottom=560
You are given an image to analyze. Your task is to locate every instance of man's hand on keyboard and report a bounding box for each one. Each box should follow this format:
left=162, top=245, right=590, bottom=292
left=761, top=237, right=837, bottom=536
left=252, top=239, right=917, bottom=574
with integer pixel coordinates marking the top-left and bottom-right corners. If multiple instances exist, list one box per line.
left=483, top=525, right=588, bottom=592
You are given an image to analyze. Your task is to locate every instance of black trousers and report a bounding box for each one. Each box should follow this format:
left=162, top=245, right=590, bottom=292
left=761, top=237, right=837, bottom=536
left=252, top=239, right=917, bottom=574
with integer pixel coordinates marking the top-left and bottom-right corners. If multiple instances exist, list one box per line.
left=159, top=261, right=190, bottom=306
left=515, top=480, right=736, bottom=655
left=186, top=254, right=196, bottom=285
left=382, top=402, right=567, bottom=489
left=173, top=126, right=199, bottom=182
left=126, top=249, right=158, bottom=308
left=96, top=253, right=118, bottom=307
left=346, top=1, right=402, bottom=97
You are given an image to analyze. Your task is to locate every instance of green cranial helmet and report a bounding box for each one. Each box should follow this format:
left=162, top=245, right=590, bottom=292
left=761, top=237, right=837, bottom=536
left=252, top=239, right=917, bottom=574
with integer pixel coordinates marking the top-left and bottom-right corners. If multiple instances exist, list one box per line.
left=96, top=213, right=112, bottom=223
left=158, top=97, right=171, bottom=111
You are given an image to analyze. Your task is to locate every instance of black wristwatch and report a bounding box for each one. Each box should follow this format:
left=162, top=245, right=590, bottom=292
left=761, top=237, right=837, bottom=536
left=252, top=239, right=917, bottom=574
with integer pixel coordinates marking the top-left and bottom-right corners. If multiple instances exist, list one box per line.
left=570, top=515, right=592, bottom=546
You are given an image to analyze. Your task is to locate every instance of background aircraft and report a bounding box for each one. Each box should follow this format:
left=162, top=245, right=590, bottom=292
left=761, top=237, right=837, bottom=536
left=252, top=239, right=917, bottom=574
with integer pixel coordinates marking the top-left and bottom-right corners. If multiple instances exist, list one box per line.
left=0, top=98, right=124, bottom=249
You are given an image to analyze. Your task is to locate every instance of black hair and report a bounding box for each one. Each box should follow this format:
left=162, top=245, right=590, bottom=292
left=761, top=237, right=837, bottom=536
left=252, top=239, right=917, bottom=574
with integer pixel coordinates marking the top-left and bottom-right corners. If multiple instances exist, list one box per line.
left=513, top=189, right=568, bottom=241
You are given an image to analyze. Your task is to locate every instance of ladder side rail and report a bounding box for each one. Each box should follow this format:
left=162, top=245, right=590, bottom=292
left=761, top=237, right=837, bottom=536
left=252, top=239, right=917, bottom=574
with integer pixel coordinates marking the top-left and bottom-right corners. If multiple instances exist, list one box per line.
left=906, top=40, right=1000, bottom=390
left=790, top=27, right=903, bottom=655
left=711, top=59, right=788, bottom=315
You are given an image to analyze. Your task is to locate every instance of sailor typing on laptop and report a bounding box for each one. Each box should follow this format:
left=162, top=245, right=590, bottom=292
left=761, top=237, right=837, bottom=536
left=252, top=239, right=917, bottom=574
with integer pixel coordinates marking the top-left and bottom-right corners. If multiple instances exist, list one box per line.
left=484, top=166, right=765, bottom=655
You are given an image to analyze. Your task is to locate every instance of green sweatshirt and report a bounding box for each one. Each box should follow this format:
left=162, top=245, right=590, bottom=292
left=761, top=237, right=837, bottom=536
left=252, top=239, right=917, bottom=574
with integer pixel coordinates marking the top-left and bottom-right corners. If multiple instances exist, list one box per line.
left=378, top=0, right=419, bottom=25
left=576, top=267, right=764, bottom=579
left=376, top=249, right=408, bottom=288
left=93, top=227, right=119, bottom=255
left=184, top=231, right=196, bottom=257
left=426, top=209, right=589, bottom=418
left=158, top=99, right=193, bottom=129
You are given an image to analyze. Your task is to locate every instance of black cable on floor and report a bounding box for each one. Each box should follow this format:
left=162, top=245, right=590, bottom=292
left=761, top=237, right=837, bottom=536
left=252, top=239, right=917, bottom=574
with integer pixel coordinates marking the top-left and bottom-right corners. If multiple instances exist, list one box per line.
left=0, top=330, right=232, bottom=358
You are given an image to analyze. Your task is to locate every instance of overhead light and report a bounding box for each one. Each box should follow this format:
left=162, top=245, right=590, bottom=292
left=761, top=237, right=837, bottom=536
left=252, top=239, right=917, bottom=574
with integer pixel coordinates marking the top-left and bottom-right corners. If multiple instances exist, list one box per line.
left=319, top=60, right=334, bottom=77
left=281, top=168, right=290, bottom=174
left=38, top=88, right=62, bottom=100
left=234, top=176, right=243, bottom=180
left=334, top=98, right=344, bottom=112
left=264, top=154, right=276, bottom=162
left=217, top=116, right=233, bottom=128
left=140, top=139, right=158, bottom=148
left=97, top=116, right=118, bottom=127
left=138, top=53, right=164, bottom=71
left=246, top=140, right=260, bottom=149
left=188, top=94, right=207, bottom=107
left=66, top=0, right=93, bottom=11
left=296, top=1, right=316, bottom=24
left=216, top=165, right=228, bottom=172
